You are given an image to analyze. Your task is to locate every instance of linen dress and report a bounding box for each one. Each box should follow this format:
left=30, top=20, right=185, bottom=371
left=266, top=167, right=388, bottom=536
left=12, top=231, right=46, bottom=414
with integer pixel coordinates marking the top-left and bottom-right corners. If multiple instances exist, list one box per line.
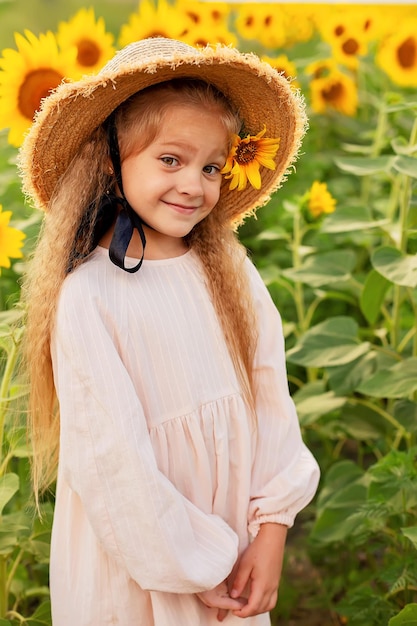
left=50, top=245, right=320, bottom=626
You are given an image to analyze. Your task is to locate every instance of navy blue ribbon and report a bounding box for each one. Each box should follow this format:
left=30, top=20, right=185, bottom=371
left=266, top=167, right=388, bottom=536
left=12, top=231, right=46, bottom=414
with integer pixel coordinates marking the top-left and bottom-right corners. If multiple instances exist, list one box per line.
left=106, top=113, right=147, bottom=273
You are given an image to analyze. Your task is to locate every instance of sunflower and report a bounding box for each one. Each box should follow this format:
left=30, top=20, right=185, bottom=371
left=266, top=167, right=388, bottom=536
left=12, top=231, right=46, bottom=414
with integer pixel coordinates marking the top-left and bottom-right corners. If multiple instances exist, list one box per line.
left=376, top=20, right=417, bottom=88
left=0, top=29, right=77, bottom=147
left=256, top=4, right=287, bottom=50
left=233, top=5, right=263, bottom=42
left=317, top=8, right=368, bottom=70
left=181, top=23, right=237, bottom=48
left=332, top=34, right=368, bottom=70
left=309, top=70, right=358, bottom=117
left=262, top=54, right=299, bottom=89
left=221, top=127, right=280, bottom=191
left=56, top=8, right=115, bottom=77
left=176, top=0, right=235, bottom=46
left=282, top=5, right=316, bottom=47
left=0, top=205, right=26, bottom=273
left=307, top=181, right=336, bottom=219
left=176, top=0, right=231, bottom=31
left=305, top=58, right=339, bottom=80
left=119, top=0, right=190, bottom=48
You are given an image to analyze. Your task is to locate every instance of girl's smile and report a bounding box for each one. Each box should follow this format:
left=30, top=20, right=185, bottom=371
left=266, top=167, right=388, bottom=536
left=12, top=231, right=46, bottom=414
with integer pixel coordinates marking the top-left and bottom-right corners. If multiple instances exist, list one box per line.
left=116, top=104, right=229, bottom=259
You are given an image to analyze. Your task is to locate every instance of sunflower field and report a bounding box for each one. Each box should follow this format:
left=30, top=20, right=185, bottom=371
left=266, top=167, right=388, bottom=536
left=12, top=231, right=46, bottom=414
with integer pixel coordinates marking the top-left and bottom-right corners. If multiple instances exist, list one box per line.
left=0, top=0, right=417, bottom=624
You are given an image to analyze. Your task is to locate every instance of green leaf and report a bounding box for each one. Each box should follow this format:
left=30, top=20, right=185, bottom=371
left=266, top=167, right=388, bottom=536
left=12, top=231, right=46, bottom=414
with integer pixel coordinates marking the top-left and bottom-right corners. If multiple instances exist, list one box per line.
left=316, top=460, right=365, bottom=510
left=340, top=403, right=391, bottom=439
left=258, top=265, right=282, bottom=286
left=394, top=400, right=417, bottom=434
left=328, top=351, right=377, bottom=396
left=311, top=463, right=367, bottom=543
left=26, top=600, right=52, bottom=625
left=0, top=473, right=19, bottom=514
left=393, top=155, right=417, bottom=178
left=0, top=511, right=31, bottom=555
left=321, top=205, right=389, bottom=234
left=385, top=101, right=417, bottom=113
left=366, top=449, right=417, bottom=508
left=360, top=269, right=391, bottom=324
left=6, top=426, right=31, bottom=458
left=294, top=385, right=347, bottom=425
left=282, top=250, right=356, bottom=287
left=334, top=155, right=395, bottom=176
left=22, top=538, right=51, bottom=563
left=391, top=137, right=417, bottom=156
left=256, top=226, right=289, bottom=241
left=372, top=246, right=417, bottom=287
left=401, top=527, right=417, bottom=550
left=287, top=316, right=370, bottom=367
left=357, top=357, right=417, bottom=398
left=388, top=603, right=417, bottom=625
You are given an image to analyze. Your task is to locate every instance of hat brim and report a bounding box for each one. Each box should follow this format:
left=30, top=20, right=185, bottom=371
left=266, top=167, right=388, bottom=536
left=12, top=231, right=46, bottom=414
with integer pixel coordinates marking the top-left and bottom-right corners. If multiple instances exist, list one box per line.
left=19, top=38, right=307, bottom=221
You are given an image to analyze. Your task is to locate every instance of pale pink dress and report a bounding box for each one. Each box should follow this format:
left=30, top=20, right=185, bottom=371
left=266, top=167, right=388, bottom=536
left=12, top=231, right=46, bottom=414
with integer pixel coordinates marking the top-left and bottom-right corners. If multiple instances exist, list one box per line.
left=50, top=246, right=320, bottom=625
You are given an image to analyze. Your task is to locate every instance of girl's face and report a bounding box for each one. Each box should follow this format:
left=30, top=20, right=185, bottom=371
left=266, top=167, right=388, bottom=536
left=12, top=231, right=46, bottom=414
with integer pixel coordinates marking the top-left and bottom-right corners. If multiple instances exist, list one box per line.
left=120, top=104, right=229, bottom=259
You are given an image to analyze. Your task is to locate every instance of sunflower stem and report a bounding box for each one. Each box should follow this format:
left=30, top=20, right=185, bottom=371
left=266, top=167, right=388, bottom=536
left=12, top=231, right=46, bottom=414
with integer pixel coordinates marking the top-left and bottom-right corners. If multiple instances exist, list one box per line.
left=292, top=206, right=306, bottom=331
left=391, top=117, right=417, bottom=351
left=361, top=103, right=388, bottom=206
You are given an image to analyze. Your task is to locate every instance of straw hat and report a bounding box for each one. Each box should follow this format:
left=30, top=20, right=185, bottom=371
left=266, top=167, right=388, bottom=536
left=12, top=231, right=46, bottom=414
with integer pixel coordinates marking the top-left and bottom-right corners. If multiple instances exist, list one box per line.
left=19, top=37, right=307, bottom=222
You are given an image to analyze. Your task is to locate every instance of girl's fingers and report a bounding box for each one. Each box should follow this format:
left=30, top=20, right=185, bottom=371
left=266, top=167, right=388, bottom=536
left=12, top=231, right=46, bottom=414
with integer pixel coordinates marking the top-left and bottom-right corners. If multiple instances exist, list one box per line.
left=217, top=608, right=229, bottom=622
left=232, top=581, right=278, bottom=618
left=196, top=591, right=246, bottom=611
left=230, top=563, right=251, bottom=599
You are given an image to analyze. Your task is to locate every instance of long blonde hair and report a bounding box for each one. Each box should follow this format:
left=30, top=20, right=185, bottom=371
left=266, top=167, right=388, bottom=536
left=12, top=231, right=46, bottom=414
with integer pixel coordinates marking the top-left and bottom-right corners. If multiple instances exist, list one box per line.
left=22, top=79, right=258, bottom=498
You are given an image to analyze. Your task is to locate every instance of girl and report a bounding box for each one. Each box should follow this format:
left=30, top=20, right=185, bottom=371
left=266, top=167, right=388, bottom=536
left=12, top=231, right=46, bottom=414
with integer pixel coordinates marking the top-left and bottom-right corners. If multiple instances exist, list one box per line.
left=19, top=38, right=320, bottom=625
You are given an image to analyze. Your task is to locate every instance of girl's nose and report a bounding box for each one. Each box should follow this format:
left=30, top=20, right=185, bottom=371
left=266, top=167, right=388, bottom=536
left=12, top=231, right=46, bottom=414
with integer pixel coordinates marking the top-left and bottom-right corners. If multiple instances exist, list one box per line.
left=177, top=168, right=204, bottom=196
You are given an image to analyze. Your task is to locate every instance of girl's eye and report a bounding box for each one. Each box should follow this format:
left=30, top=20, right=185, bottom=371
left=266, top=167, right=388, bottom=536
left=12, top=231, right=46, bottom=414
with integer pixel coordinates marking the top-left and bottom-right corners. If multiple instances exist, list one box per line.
left=203, top=164, right=221, bottom=175
left=161, top=156, right=178, bottom=167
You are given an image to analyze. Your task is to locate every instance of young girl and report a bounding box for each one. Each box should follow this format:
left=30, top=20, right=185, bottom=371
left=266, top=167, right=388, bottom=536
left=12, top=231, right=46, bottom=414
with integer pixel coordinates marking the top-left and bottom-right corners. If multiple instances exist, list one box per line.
left=19, top=38, right=320, bottom=625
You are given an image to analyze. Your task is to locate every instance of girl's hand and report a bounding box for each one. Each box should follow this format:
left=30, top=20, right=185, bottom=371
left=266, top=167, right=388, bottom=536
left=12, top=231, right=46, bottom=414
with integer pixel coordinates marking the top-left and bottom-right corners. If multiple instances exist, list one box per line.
left=196, top=580, right=247, bottom=622
left=229, top=522, right=287, bottom=618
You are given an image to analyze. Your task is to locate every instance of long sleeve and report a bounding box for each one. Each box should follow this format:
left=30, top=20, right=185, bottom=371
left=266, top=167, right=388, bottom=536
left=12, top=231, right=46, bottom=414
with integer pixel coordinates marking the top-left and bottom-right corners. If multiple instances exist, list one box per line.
left=51, top=272, right=238, bottom=594
left=245, top=259, right=320, bottom=535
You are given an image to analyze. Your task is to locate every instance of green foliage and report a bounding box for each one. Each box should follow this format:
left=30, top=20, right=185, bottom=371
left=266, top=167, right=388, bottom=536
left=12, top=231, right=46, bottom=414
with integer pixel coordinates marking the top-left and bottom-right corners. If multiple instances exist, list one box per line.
left=0, top=310, right=52, bottom=624
left=254, top=89, right=417, bottom=626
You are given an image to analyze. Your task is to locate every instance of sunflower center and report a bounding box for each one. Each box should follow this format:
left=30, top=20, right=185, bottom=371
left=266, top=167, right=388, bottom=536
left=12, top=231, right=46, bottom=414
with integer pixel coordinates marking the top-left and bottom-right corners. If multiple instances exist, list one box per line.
left=322, top=82, right=343, bottom=103
left=18, top=69, right=63, bottom=120
left=186, top=10, right=200, bottom=23
left=342, top=38, right=359, bottom=56
left=397, top=37, right=416, bottom=69
left=149, top=31, right=169, bottom=38
left=335, top=25, right=345, bottom=37
left=236, top=141, right=257, bottom=164
left=77, top=39, right=101, bottom=67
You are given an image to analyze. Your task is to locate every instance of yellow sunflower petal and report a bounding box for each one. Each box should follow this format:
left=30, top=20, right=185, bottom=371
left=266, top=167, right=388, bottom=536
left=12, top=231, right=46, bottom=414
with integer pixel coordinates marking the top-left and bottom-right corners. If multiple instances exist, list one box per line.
left=0, top=205, right=26, bottom=268
left=244, top=160, right=262, bottom=190
left=376, top=21, right=417, bottom=87
left=308, top=181, right=336, bottom=218
left=222, top=126, right=279, bottom=191
left=255, top=155, right=277, bottom=170
left=0, top=29, right=77, bottom=147
left=119, top=0, right=190, bottom=47
left=57, top=8, right=115, bottom=77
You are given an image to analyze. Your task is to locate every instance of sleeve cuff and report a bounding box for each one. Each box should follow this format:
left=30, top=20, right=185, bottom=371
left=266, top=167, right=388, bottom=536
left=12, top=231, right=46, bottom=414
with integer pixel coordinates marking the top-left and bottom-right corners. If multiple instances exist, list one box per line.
left=248, top=513, right=293, bottom=538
